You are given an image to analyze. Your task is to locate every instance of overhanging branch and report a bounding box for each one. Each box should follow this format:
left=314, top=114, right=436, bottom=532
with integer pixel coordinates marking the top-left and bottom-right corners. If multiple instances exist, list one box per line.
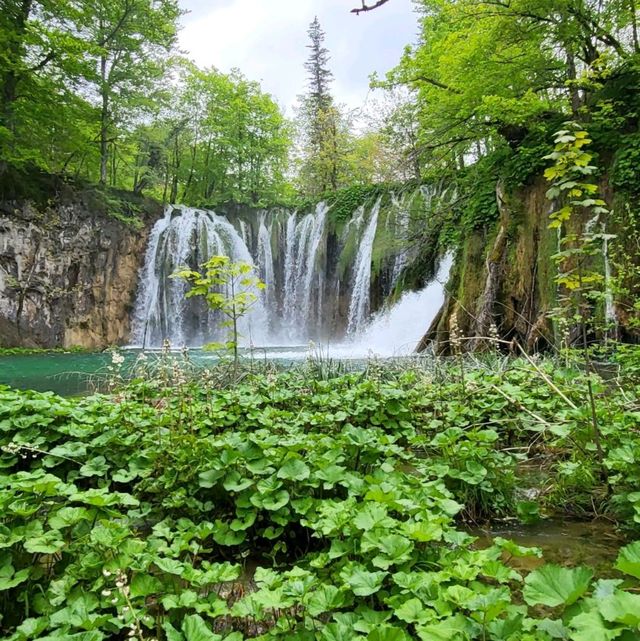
left=351, top=0, right=391, bottom=15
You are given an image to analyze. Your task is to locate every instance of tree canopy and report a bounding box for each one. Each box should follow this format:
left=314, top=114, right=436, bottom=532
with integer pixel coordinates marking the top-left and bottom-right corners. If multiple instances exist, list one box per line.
left=383, top=0, right=640, bottom=171
left=0, top=0, right=293, bottom=206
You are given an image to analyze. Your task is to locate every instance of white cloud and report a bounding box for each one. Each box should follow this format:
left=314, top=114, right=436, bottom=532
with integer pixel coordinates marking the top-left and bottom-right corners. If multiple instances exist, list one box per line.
left=178, top=0, right=417, bottom=114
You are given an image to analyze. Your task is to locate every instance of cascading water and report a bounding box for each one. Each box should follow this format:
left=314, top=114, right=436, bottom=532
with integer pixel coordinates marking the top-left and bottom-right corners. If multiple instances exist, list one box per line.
left=350, top=251, right=454, bottom=356
left=347, top=197, right=381, bottom=335
left=131, top=187, right=455, bottom=351
left=603, top=229, right=617, bottom=331
left=281, top=202, right=328, bottom=340
left=585, top=212, right=618, bottom=335
left=256, top=213, right=276, bottom=330
left=131, top=205, right=268, bottom=348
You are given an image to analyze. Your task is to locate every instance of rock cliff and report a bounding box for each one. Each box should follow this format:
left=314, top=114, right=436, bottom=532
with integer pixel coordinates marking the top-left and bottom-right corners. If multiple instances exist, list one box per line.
left=420, top=176, right=640, bottom=353
left=0, top=176, right=161, bottom=348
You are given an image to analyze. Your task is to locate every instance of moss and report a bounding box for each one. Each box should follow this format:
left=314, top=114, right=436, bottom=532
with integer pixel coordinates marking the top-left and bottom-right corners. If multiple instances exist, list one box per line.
left=0, top=346, right=92, bottom=356
left=0, top=163, right=161, bottom=227
left=455, top=231, right=492, bottom=334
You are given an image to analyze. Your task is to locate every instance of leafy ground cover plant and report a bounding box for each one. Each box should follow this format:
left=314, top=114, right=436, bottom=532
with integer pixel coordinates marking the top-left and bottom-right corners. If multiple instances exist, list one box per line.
left=0, top=350, right=639, bottom=640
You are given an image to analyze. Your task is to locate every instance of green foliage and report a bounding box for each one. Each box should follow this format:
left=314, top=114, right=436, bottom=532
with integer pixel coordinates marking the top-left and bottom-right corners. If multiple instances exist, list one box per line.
left=296, top=18, right=346, bottom=197
left=459, top=163, right=501, bottom=231
left=0, top=346, right=90, bottom=356
left=1, top=353, right=640, bottom=639
left=502, top=139, right=556, bottom=189
left=523, top=565, right=593, bottom=607
left=389, top=0, right=639, bottom=169
left=0, top=2, right=292, bottom=208
left=148, top=63, right=293, bottom=207
left=326, top=184, right=391, bottom=223
left=544, top=124, right=609, bottom=341
left=611, top=133, right=640, bottom=199
left=172, top=257, right=265, bottom=365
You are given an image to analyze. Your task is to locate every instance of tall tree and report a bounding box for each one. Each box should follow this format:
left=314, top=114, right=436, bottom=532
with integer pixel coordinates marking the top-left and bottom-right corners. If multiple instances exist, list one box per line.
left=297, top=17, right=343, bottom=196
left=77, top=0, right=181, bottom=184
left=385, top=0, right=640, bottom=171
left=0, top=0, right=86, bottom=174
left=129, top=62, right=292, bottom=205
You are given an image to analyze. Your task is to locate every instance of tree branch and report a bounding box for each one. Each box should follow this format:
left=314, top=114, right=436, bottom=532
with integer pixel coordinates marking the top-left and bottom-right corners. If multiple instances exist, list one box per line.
left=27, top=51, right=55, bottom=72
left=409, top=74, right=462, bottom=93
left=351, top=0, right=391, bottom=15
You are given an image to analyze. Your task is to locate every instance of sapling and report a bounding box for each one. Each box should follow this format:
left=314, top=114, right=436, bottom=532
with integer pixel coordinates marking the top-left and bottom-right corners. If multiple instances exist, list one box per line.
left=544, top=123, right=611, bottom=487
left=172, top=256, right=266, bottom=375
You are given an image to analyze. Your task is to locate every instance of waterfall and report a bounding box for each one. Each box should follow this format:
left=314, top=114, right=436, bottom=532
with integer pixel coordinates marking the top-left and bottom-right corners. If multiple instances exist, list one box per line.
left=347, top=198, right=381, bottom=335
left=350, top=252, right=454, bottom=356
left=585, top=212, right=618, bottom=334
left=238, top=220, right=250, bottom=249
left=131, top=186, right=454, bottom=349
left=131, top=205, right=268, bottom=348
left=281, top=202, right=327, bottom=340
left=256, top=213, right=275, bottom=330
left=602, top=223, right=618, bottom=333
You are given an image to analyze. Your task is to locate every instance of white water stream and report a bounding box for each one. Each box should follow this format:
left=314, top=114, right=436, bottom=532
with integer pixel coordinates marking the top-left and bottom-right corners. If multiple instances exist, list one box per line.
left=131, top=198, right=453, bottom=355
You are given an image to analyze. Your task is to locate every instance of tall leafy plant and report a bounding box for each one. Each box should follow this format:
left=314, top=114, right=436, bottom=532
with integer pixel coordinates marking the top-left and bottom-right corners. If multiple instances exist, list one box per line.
left=544, top=123, right=610, bottom=482
left=172, top=256, right=265, bottom=369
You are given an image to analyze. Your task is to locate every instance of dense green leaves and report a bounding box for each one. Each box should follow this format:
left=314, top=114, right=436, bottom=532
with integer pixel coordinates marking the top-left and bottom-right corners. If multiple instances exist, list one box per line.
left=615, top=541, right=640, bottom=579
left=389, top=0, right=640, bottom=169
left=0, top=2, right=292, bottom=207
left=1, top=353, right=640, bottom=639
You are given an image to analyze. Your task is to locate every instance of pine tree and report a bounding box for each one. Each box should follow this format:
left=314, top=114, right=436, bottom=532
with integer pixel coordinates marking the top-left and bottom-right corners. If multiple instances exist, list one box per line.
left=304, top=17, right=333, bottom=112
left=297, top=16, right=343, bottom=196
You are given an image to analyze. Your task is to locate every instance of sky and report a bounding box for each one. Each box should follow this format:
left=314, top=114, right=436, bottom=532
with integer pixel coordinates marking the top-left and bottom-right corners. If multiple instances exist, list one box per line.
left=178, top=0, right=418, bottom=115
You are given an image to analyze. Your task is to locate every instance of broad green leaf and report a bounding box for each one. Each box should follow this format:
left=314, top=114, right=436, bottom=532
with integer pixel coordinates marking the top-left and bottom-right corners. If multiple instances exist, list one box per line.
left=353, top=504, right=392, bottom=531
left=0, top=567, right=30, bottom=590
left=182, top=614, right=222, bottom=641
left=48, top=507, right=92, bottom=529
left=569, top=609, right=620, bottom=641
left=164, top=622, right=185, bottom=641
left=223, top=471, right=253, bottom=492
left=367, top=625, right=412, bottom=641
left=277, top=458, right=311, bottom=481
left=198, top=468, right=224, bottom=488
left=416, top=614, right=473, bottom=641
left=393, top=597, right=430, bottom=624
left=523, top=565, right=593, bottom=607
left=33, top=633, right=105, bottom=641
left=306, top=584, right=348, bottom=616
left=599, top=592, right=640, bottom=626
left=341, top=565, right=388, bottom=596
left=23, top=532, right=65, bottom=555
left=321, top=621, right=360, bottom=641
left=130, top=573, right=164, bottom=597
left=615, top=541, right=640, bottom=580
left=154, top=557, right=185, bottom=576
left=8, top=616, right=48, bottom=639
left=258, top=490, right=290, bottom=511
left=79, top=456, right=109, bottom=477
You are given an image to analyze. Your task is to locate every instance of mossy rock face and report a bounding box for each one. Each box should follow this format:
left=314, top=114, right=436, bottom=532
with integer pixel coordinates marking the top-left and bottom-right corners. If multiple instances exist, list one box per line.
left=0, top=163, right=162, bottom=227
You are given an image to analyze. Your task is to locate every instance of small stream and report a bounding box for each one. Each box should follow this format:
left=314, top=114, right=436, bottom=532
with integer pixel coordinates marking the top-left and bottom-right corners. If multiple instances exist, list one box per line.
left=472, top=519, right=623, bottom=574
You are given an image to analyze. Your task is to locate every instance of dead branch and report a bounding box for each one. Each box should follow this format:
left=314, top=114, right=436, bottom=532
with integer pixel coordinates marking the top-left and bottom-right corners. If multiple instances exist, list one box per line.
left=351, top=0, right=391, bottom=15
